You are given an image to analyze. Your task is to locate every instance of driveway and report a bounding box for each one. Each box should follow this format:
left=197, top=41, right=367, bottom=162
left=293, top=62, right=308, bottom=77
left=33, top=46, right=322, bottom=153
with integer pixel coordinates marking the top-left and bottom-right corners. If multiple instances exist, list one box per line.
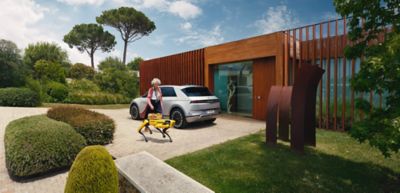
left=0, top=107, right=264, bottom=193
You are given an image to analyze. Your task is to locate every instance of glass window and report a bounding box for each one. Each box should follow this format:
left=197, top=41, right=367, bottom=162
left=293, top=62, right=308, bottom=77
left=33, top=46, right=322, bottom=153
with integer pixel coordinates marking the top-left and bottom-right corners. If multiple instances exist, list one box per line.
left=213, top=61, right=253, bottom=116
left=161, top=87, right=177, bottom=97
left=181, top=87, right=212, bottom=96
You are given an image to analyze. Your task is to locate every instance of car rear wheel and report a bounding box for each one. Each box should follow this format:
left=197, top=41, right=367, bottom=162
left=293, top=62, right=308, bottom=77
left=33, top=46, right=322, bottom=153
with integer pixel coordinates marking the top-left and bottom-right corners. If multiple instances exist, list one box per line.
left=130, top=104, right=140, bottom=120
left=170, top=108, right=187, bottom=129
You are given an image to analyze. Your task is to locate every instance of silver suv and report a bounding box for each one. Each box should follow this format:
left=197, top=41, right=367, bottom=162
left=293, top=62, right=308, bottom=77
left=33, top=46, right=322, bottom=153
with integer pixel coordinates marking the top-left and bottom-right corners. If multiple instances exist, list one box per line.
left=130, top=85, right=221, bottom=128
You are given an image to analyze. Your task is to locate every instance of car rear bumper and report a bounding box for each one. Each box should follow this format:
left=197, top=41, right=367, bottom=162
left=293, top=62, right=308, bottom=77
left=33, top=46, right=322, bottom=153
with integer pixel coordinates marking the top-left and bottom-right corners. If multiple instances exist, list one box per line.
left=186, top=112, right=220, bottom=123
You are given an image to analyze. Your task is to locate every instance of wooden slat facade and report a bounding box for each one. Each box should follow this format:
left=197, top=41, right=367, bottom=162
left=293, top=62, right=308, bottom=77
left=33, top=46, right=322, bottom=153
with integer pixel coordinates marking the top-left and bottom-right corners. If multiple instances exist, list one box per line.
left=283, top=18, right=386, bottom=130
left=139, top=18, right=387, bottom=130
left=139, top=49, right=205, bottom=94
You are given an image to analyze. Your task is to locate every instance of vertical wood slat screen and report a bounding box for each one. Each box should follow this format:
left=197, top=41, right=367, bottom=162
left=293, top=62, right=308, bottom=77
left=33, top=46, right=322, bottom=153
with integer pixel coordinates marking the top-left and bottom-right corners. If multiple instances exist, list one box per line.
left=139, top=49, right=205, bottom=94
left=282, top=18, right=385, bottom=130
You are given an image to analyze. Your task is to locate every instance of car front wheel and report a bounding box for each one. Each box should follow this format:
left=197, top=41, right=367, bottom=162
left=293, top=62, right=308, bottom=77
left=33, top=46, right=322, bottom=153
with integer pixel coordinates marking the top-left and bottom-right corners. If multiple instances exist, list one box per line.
left=170, top=108, right=187, bottom=129
left=130, top=104, right=140, bottom=120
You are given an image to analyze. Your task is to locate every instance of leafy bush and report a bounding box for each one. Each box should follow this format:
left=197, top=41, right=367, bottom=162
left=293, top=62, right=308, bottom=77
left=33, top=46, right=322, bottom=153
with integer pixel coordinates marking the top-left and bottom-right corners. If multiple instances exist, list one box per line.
left=0, top=87, right=40, bottom=107
left=34, top=59, right=66, bottom=83
left=98, top=56, right=126, bottom=71
left=25, top=77, right=43, bottom=99
left=4, top=115, right=86, bottom=179
left=65, top=91, right=130, bottom=105
left=46, top=81, right=69, bottom=102
left=64, top=145, right=118, bottom=193
left=47, top=106, right=115, bottom=145
left=69, top=63, right=95, bottom=80
left=94, top=68, right=138, bottom=98
left=68, top=79, right=100, bottom=92
left=127, top=56, right=143, bottom=71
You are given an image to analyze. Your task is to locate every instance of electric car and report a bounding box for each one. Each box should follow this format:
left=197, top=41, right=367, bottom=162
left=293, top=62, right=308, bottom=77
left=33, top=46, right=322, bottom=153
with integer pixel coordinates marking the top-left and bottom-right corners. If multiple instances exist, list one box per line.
left=130, top=85, right=221, bottom=128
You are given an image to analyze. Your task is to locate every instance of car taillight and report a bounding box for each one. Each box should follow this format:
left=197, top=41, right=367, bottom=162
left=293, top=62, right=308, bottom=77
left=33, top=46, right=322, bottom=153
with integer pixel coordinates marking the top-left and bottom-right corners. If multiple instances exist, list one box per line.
left=190, top=99, right=219, bottom=103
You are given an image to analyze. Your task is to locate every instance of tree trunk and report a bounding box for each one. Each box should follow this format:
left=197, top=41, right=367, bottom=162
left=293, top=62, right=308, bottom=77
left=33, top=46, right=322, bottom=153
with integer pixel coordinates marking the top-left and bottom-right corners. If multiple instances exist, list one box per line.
left=123, top=40, right=128, bottom=65
left=90, top=52, right=95, bottom=69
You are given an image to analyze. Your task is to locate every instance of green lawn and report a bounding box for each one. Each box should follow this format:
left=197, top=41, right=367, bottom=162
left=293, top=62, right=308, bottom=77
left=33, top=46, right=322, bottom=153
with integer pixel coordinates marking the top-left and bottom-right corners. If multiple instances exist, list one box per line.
left=166, top=129, right=400, bottom=193
left=42, top=103, right=130, bottom=109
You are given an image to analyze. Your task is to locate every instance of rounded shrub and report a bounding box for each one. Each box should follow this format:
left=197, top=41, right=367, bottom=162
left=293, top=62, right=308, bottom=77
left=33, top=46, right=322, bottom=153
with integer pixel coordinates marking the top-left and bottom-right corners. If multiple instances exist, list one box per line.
left=47, top=106, right=115, bottom=145
left=4, top=115, right=86, bottom=179
left=46, top=81, right=69, bottom=102
left=64, top=145, right=118, bottom=193
left=0, top=87, right=40, bottom=107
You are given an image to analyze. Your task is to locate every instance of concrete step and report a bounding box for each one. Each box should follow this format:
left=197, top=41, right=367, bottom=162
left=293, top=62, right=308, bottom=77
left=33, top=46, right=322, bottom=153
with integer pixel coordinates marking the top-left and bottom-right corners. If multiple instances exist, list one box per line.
left=116, top=151, right=214, bottom=193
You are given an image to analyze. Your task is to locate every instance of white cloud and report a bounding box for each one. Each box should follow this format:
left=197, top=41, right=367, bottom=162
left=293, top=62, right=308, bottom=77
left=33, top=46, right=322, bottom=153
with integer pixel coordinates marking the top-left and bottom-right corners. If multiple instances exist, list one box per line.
left=58, top=15, right=71, bottom=22
left=176, top=25, right=224, bottom=47
left=0, top=0, right=99, bottom=66
left=148, top=34, right=167, bottom=46
left=140, top=0, right=169, bottom=10
left=180, top=22, right=192, bottom=30
left=254, top=5, right=299, bottom=34
left=127, top=0, right=202, bottom=20
left=57, top=0, right=105, bottom=6
left=0, top=0, right=48, bottom=47
left=169, top=1, right=202, bottom=20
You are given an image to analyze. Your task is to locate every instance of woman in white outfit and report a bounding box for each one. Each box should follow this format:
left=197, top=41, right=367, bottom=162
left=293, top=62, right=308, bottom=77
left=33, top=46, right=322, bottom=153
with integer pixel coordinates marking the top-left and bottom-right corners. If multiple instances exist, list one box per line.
left=146, top=78, right=163, bottom=115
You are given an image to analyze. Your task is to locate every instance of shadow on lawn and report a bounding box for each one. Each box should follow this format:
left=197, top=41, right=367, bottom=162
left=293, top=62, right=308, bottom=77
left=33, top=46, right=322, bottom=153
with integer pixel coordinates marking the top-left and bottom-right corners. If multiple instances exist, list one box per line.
left=255, top=143, right=400, bottom=193
left=167, top=133, right=400, bottom=193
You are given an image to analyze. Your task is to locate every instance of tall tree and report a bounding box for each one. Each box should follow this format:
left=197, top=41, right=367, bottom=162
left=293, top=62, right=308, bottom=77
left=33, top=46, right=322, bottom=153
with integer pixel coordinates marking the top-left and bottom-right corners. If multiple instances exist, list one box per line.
left=334, top=0, right=400, bottom=157
left=127, top=57, right=143, bottom=71
left=0, top=39, right=26, bottom=87
left=96, top=7, right=156, bottom=64
left=63, top=24, right=116, bottom=68
left=23, top=42, right=70, bottom=70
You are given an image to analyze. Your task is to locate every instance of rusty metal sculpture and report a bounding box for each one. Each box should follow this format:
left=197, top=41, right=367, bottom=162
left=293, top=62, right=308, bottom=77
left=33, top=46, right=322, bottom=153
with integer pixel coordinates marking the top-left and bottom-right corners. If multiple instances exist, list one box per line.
left=278, top=86, right=292, bottom=142
left=266, top=86, right=282, bottom=145
left=266, top=64, right=324, bottom=152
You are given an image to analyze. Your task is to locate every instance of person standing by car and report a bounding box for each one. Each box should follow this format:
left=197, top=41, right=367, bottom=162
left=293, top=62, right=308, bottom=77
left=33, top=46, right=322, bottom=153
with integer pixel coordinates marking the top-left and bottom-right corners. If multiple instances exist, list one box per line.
left=146, top=78, right=163, bottom=116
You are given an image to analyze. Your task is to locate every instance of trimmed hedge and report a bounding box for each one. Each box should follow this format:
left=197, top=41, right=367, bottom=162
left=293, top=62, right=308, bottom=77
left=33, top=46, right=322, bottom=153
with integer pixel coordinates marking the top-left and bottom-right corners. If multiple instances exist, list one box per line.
left=64, top=145, right=118, bottom=193
left=4, top=115, right=86, bottom=179
left=0, top=87, right=40, bottom=107
left=64, top=91, right=130, bottom=105
left=47, top=106, right=115, bottom=145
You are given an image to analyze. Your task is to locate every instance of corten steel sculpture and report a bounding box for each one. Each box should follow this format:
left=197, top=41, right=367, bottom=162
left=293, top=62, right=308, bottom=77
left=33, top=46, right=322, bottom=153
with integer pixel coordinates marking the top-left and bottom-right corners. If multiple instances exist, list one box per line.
left=266, top=86, right=282, bottom=145
left=266, top=64, right=324, bottom=152
left=278, top=86, right=292, bottom=142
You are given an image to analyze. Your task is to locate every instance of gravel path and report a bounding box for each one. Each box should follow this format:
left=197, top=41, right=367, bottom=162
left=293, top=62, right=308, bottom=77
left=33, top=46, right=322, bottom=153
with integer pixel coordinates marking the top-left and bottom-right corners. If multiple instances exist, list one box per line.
left=0, top=107, right=264, bottom=193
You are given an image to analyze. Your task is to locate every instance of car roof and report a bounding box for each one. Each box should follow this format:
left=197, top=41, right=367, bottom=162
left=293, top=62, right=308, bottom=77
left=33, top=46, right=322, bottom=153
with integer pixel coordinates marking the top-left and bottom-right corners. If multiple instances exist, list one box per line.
left=160, top=85, right=204, bottom=89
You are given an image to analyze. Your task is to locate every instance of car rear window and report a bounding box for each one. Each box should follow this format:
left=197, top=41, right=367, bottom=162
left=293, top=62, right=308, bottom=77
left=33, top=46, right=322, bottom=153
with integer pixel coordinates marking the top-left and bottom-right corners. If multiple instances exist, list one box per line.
left=181, top=87, right=212, bottom=96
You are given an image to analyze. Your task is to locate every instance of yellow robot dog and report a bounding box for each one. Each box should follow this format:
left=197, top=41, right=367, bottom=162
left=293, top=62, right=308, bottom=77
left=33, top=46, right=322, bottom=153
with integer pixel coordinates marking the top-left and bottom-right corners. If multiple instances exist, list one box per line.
left=137, top=113, right=175, bottom=142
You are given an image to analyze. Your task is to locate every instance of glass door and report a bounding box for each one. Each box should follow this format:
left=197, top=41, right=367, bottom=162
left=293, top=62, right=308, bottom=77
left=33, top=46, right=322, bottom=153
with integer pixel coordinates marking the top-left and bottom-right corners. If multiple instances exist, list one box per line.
left=213, top=61, right=253, bottom=116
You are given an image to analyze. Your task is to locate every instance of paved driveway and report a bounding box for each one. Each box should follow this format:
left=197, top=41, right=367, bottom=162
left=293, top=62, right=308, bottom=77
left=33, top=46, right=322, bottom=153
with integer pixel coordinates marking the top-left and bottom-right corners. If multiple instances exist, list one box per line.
left=0, top=107, right=264, bottom=193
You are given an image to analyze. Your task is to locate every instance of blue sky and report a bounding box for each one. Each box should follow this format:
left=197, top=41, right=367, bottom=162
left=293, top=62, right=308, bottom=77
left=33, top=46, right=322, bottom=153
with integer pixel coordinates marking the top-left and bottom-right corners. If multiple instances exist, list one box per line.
left=0, top=0, right=340, bottom=67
